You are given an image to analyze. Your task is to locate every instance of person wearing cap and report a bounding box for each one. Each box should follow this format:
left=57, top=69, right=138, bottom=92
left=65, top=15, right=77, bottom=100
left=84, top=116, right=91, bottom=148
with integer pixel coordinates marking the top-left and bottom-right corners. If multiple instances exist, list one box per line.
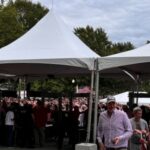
left=129, top=107, right=149, bottom=150
left=97, top=96, right=132, bottom=150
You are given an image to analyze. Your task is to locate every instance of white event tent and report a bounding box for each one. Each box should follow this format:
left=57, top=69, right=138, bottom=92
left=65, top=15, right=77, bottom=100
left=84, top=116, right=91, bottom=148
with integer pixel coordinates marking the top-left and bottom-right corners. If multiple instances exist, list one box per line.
left=99, top=43, right=150, bottom=79
left=99, top=91, right=150, bottom=105
left=0, top=10, right=100, bottom=76
left=0, top=10, right=100, bottom=143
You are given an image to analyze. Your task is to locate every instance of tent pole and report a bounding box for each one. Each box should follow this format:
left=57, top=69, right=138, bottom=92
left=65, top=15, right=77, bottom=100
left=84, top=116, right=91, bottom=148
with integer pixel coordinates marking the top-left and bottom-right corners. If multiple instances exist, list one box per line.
left=23, top=76, right=27, bottom=98
left=93, top=58, right=99, bottom=143
left=136, top=82, right=139, bottom=104
left=135, top=74, right=139, bottom=104
left=18, top=77, right=21, bottom=98
left=86, top=70, right=95, bottom=142
left=121, top=69, right=137, bottom=82
left=122, top=69, right=139, bottom=104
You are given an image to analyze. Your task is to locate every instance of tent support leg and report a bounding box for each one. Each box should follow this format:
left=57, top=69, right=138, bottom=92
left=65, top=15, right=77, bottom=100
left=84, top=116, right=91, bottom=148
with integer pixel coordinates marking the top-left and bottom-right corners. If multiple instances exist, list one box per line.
left=18, top=78, right=21, bottom=98
left=86, top=70, right=95, bottom=143
left=121, top=69, right=140, bottom=104
left=23, top=76, right=27, bottom=98
left=93, top=59, right=99, bottom=143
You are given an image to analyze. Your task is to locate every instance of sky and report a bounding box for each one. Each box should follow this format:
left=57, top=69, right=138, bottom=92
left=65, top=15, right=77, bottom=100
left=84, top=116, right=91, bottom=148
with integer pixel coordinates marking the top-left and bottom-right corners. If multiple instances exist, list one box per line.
left=32, top=0, right=150, bottom=48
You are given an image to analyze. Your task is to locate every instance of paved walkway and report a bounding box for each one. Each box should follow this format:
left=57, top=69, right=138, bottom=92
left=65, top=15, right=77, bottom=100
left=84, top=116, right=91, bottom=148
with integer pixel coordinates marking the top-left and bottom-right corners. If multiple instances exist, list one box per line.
left=0, top=140, right=72, bottom=150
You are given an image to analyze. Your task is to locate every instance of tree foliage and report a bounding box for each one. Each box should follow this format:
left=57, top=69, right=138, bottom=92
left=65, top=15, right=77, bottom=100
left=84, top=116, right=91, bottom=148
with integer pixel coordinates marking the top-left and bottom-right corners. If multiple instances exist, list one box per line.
left=110, top=42, right=134, bottom=54
left=74, top=26, right=112, bottom=56
left=13, top=0, right=48, bottom=31
left=74, top=26, right=134, bottom=56
left=0, top=0, right=48, bottom=48
left=0, top=5, right=24, bottom=47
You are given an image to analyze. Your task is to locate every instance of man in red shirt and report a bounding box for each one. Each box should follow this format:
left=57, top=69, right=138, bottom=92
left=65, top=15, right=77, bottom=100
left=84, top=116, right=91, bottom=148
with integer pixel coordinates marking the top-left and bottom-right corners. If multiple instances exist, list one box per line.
left=33, top=100, right=47, bottom=147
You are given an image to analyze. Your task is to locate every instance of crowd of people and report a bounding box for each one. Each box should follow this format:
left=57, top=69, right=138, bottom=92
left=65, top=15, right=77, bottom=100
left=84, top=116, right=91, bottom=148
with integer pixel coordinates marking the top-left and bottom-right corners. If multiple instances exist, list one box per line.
left=97, top=96, right=150, bottom=150
left=0, top=96, right=150, bottom=150
left=0, top=96, right=88, bottom=149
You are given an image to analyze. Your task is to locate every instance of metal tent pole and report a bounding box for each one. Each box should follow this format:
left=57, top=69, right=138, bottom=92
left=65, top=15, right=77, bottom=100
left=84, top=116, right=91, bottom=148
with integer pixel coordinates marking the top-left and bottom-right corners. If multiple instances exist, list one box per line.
left=86, top=70, right=95, bottom=142
left=122, top=69, right=139, bottom=104
left=23, top=76, right=26, bottom=98
left=18, top=77, right=21, bottom=98
left=93, top=59, right=99, bottom=143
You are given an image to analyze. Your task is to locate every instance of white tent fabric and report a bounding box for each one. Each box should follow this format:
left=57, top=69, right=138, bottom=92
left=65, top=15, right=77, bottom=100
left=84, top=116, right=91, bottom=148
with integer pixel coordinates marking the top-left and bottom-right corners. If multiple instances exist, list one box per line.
left=0, top=10, right=100, bottom=75
left=99, top=91, right=150, bottom=105
left=99, top=43, right=150, bottom=70
left=98, top=43, right=150, bottom=78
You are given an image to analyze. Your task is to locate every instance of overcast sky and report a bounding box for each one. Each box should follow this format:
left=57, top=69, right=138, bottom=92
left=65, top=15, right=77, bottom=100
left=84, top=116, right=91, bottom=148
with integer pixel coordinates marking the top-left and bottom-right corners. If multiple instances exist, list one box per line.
left=32, top=0, right=150, bottom=48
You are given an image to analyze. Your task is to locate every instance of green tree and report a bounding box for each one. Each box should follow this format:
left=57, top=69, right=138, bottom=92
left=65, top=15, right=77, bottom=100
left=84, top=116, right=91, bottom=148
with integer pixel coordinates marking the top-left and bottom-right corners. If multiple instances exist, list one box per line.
left=110, top=42, right=134, bottom=54
left=30, top=75, right=92, bottom=95
left=12, top=0, right=48, bottom=31
left=74, top=26, right=112, bottom=56
left=0, top=0, right=48, bottom=48
left=0, top=6, right=24, bottom=47
left=74, top=26, right=134, bottom=56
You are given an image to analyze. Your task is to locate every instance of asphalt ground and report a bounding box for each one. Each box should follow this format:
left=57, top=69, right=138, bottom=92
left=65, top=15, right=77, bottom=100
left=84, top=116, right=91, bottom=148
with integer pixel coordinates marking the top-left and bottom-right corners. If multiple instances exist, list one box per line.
left=0, top=138, right=72, bottom=150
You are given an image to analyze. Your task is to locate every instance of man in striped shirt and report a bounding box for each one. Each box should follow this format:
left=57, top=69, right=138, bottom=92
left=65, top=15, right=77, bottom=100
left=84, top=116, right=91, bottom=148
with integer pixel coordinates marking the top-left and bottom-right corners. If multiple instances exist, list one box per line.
left=97, top=96, right=132, bottom=150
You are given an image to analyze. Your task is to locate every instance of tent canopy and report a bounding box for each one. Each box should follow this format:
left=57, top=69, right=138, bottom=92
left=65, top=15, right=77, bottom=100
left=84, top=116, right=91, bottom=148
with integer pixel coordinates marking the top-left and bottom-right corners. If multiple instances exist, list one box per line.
left=0, top=10, right=100, bottom=76
left=99, top=43, right=150, bottom=79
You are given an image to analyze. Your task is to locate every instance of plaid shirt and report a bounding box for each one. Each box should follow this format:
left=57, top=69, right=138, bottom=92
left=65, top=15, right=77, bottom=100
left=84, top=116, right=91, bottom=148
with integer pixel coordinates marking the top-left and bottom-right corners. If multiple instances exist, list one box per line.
left=97, top=109, right=132, bottom=148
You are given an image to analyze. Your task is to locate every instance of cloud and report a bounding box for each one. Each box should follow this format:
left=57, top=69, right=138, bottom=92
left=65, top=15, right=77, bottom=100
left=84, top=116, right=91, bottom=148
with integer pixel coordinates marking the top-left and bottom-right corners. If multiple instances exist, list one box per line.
left=32, top=0, right=150, bottom=47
